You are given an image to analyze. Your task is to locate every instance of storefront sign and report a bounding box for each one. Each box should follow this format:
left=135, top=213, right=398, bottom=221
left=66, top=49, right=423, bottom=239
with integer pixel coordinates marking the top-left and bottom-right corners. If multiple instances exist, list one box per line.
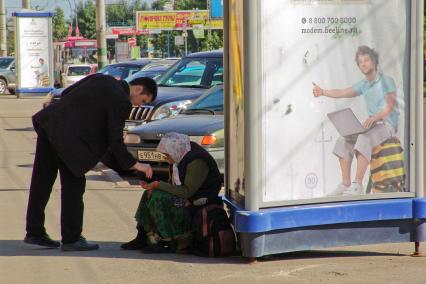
left=136, top=10, right=223, bottom=31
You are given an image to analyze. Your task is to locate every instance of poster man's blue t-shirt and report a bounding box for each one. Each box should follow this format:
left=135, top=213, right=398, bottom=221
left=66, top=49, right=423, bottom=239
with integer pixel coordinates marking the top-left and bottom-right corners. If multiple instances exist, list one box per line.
left=352, top=72, right=399, bottom=131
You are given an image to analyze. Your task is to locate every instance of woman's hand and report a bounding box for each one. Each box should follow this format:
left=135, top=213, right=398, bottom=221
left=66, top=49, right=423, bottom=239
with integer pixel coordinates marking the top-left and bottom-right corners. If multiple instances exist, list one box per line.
left=363, top=116, right=378, bottom=129
left=140, top=181, right=159, bottom=190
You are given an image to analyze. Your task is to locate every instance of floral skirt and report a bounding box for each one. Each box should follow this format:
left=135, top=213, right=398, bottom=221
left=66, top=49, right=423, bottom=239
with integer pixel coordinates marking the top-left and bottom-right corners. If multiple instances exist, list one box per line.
left=135, top=190, right=191, bottom=240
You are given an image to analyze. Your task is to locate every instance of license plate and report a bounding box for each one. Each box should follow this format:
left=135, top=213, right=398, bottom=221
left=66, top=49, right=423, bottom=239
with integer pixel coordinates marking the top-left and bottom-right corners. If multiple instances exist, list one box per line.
left=138, top=150, right=166, bottom=162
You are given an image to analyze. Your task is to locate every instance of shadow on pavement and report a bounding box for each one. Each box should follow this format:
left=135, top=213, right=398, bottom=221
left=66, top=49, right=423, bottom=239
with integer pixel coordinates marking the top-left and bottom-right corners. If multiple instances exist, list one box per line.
left=0, top=240, right=408, bottom=264
left=4, top=127, right=35, bottom=132
left=259, top=249, right=406, bottom=262
left=0, top=240, right=246, bottom=264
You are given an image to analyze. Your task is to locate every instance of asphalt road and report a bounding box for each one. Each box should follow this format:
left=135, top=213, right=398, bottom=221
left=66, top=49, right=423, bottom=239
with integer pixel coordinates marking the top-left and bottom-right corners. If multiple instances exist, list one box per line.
left=1, top=95, right=426, bottom=284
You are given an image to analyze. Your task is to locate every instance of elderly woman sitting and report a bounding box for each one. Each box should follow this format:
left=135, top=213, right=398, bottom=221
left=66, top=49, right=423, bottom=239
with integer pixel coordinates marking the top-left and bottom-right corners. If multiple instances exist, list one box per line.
left=121, top=132, right=222, bottom=253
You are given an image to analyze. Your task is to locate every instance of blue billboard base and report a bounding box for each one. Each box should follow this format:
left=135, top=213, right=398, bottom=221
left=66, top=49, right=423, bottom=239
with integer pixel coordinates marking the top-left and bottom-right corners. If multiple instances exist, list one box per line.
left=224, top=197, right=426, bottom=258
left=16, top=88, right=53, bottom=98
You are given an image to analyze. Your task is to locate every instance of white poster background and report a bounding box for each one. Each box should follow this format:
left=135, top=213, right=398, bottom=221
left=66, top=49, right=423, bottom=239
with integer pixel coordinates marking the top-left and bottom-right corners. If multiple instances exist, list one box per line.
left=17, top=17, right=50, bottom=88
left=262, top=0, right=408, bottom=202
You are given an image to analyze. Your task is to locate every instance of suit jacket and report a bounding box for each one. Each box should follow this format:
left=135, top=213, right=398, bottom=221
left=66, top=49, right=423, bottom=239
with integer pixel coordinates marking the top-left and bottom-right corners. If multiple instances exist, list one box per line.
left=33, top=74, right=136, bottom=177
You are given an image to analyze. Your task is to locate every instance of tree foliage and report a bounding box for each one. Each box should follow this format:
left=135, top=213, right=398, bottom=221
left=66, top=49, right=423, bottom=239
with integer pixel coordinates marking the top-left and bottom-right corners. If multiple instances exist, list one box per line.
left=52, top=7, right=69, bottom=40
left=75, top=0, right=97, bottom=39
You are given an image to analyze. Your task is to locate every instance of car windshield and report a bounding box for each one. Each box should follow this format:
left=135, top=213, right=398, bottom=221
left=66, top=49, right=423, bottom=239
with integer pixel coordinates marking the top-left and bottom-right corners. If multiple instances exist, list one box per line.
left=185, top=87, right=224, bottom=113
left=157, top=57, right=223, bottom=88
left=68, top=66, right=91, bottom=76
left=0, top=58, right=13, bottom=69
left=99, top=65, right=142, bottom=80
left=126, top=70, right=165, bottom=81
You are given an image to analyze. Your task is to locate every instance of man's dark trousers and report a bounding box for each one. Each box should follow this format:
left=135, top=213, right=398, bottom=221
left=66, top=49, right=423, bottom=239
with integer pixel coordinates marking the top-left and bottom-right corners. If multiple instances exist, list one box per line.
left=26, top=127, right=86, bottom=244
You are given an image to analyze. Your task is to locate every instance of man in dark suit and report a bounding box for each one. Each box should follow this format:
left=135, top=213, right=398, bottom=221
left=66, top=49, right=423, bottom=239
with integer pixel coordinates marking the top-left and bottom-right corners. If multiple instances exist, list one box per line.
left=25, top=74, right=157, bottom=251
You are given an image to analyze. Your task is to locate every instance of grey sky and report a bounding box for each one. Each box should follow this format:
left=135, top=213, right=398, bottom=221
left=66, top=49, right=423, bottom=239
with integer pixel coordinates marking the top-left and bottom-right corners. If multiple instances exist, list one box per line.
left=5, top=0, right=155, bottom=20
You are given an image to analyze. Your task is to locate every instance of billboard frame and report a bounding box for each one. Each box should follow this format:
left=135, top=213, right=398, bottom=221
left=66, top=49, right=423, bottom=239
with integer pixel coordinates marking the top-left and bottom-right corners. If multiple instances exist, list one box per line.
left=224, top=0, right=425, bottom=258
left=13, top=12, right=55, bottom=97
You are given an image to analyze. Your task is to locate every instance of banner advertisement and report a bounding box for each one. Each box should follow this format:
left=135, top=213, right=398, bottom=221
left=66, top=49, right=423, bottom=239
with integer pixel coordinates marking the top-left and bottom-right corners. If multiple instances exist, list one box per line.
left=136, top=10, right=223, bottom=31
left=227, top=0, right=246, bottom=205
left=261, top=0, right=409, bottom=202
left=192, top=24, right=205, bottom=39
left=17, top=17, right=52, bottom=89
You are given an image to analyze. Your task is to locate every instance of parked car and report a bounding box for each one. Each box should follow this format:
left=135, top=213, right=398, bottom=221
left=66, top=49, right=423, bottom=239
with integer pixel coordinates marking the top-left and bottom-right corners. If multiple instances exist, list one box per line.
left=42, top=51, right=224, bottom=128
left=123, top=85, right=224, bottom=180
left=124, top=50, right=223, bottom=131
left=98, top=59, right=158, bottom=80
left=0, top=57, right=16, bottom=95
left=61, top=64, right=97, bottom=88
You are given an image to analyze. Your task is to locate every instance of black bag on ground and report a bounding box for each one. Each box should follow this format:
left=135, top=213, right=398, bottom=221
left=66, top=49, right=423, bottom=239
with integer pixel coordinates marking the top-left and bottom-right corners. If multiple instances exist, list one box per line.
left=191, top=201, right=236, bottom=257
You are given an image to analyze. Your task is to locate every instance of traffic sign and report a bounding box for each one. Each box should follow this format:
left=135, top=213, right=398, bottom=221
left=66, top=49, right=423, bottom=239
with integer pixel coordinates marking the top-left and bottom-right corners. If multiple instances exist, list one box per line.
left=128, top=37, right=136, bottom=45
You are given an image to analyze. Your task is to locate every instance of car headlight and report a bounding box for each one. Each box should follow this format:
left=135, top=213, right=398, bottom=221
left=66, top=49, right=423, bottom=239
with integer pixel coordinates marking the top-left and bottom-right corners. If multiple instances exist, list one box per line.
left=151, top=100, right=192, bottom=120
left=124, top=133, right=141, bottom=144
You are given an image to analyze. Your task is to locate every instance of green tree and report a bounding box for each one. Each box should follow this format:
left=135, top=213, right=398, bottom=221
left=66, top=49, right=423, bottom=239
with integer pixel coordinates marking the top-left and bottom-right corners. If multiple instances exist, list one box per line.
left=173, top=0, right=207, bottom=10
left=201, top=30, right=223, bottom=51
left=52, top=7, right=68, bottom=40
left=106, top=0, right=150, bottom=59
left=151, top=0, right=167, bottom=10
left=75, top=0, right=96, bottom=39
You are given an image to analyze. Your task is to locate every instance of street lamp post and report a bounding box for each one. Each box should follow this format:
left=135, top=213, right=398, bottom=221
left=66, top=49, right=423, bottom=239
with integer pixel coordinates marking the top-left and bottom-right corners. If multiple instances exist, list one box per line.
left=0, top=0, right=7, bottom=56
left=22, top=0, right=30, bottom=9
left=96, top=0, right=107, bottom=69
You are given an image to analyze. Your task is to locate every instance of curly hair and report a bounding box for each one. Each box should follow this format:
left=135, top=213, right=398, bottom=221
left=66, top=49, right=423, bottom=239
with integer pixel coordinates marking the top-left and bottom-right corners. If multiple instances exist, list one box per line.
left=355, top=45, right=379, bottom=69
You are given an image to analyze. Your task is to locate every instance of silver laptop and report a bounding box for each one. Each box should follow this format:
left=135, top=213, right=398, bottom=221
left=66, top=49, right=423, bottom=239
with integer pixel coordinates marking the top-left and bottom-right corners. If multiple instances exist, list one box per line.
left=327, top=108, right=366, bottom=137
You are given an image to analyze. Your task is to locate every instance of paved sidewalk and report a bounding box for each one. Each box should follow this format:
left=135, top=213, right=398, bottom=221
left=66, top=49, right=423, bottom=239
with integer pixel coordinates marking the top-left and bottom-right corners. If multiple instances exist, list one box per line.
left=1, top=96, right=426, bottom=284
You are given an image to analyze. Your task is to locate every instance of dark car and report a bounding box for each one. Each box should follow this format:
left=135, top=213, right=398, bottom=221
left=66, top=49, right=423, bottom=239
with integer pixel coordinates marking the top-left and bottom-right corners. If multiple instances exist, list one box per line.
left=123, top=85, right=224, bottom=180
left=98, top=59, right=158, bottom=80
left=124, top=50, right=223, bottom=131
left=43, top=51, right=224, bottom=120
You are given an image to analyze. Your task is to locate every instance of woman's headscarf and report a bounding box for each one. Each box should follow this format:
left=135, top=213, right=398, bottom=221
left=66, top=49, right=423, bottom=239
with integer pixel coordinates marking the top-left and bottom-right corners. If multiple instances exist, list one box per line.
left=156, top=133, right=191, bottom=185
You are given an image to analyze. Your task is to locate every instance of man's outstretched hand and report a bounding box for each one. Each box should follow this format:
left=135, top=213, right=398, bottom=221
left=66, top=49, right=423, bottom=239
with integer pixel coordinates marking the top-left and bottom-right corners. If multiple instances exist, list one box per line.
left=131, top=162, right=153, bottom=179
left=312, top=82, right=324, bottom=97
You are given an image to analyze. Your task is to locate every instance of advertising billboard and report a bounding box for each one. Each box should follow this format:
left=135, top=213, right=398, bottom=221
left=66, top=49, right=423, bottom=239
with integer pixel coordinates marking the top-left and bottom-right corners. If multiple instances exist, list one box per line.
left=211, top=0, right=224, bottom=19
left=136, top=10, right=223, bottom=31
left=260, top=0, right=411, bottom=203
left=15, top=15, right=54, bottom=91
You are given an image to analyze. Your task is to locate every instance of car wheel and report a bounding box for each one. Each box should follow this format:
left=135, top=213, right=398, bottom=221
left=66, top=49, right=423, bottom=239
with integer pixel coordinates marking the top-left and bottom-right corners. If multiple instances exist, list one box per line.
left=0, top=79, right=7, bottom=95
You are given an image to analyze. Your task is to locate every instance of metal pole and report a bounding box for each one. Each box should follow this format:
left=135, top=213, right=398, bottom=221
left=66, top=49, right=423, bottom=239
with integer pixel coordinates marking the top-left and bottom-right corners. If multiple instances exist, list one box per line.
left=22, top=0, right=30, bottom=9
left=0, top=0, right=7, bottom=56
left=184, top=34, right=187, bottom=56
left=96, top=0, right=107, bottom=69
left=183, top=18, right=188, bottom=56
left=167, top=31, right=170, bottom=58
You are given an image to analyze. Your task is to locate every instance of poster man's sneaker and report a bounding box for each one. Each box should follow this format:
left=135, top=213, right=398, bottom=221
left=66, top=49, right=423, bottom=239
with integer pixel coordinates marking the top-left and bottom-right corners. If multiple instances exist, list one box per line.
left=327, top=183, right=349, bottom=196
left=343, top=182, right=364, bottom=195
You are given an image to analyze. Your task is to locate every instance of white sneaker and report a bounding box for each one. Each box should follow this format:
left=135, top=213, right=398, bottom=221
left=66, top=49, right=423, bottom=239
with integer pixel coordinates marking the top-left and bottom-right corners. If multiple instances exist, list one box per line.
left=343, top=182, right=365, bottom=195
left=327, top=183, right=349, bottom=196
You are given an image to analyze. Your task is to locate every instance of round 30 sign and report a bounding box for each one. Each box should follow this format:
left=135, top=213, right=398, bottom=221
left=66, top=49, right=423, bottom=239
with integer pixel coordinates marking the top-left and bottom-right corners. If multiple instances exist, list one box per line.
left=305, top=173, right=318, bottom=189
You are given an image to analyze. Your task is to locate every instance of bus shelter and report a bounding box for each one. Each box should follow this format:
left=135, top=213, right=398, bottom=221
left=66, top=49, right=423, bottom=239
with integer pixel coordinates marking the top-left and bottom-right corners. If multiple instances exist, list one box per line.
left=223, top=0, right=425, bottom=258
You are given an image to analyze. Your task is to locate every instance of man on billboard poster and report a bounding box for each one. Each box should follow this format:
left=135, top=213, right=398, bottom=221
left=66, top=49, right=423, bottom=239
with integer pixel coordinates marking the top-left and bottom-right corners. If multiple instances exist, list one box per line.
left=313, top=45, right=401, bottom=196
